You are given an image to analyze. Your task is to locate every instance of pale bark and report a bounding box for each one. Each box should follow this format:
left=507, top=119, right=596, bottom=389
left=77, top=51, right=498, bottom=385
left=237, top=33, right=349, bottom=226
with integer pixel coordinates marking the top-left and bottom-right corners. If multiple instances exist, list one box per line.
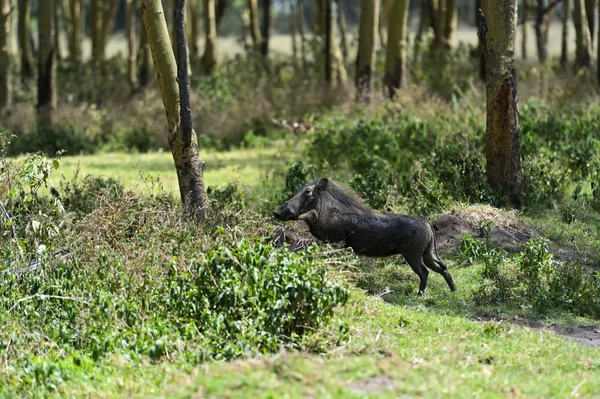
left=92, top=0, right=118, bottom=73
left=443, top=0, right=457, bottom=48
left=585, top=0, right=596, bottom=46
left=355, top=0, right=379, bottom=99
left=0, top=0, right=11, bottom=113
left=246, top=0, right=261, bottom=48
left=38, top=0, right=57, bottom=126
left=126, top=0, right=137, bottom=89
left=62, top=0, right=83, bottom=63
left=384, top=0, right=409, bottom=98
left=574, top=0, right=592, bottom=67
left=561, top=0, right=570, bottom=68
left=141, top=0, right=209, bottom=219
left=17, top=0, right=33, bottom=81
left=202, top=0, right=217, bottom=73
left=335, top=0, right=348, bottom=61
left=480, top=1, right=523, bottom=208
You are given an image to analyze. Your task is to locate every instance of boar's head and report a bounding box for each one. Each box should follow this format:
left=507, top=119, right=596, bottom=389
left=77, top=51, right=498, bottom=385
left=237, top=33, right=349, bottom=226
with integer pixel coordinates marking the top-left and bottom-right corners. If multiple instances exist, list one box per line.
left=273, top=178, right=329, bottom=221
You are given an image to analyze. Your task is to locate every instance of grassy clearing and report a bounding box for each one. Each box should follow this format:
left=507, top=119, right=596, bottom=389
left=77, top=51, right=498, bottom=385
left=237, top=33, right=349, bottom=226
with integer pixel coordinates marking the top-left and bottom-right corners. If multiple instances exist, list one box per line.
left=49, top=147, right=290, bottom=195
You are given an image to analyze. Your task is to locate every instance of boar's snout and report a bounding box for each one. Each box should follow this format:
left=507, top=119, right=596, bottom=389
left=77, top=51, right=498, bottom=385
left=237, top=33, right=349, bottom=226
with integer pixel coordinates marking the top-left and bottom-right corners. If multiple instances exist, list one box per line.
left=273, top=204, right=294, bottom=221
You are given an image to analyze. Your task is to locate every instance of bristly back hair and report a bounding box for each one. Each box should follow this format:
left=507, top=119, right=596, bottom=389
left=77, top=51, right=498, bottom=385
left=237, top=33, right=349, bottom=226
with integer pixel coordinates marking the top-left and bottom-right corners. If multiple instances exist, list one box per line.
left=321, top=179, right=378, bottom=215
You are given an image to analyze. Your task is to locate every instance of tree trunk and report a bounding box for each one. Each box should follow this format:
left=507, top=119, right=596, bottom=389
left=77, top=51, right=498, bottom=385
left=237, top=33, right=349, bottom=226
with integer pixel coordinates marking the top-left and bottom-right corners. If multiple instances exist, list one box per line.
left=535, top=0, right=548, bottom=63
left=574, top=0, right=592, bottom=67
left=384, top=0, right=409, bottom=98
left=585, top=0, right=596, bottom=46
left=0, top=0, right=11, bottom=113
left=314, top=0, right=322, bottom=34
left=215, top=0, right=231, bottom=33
left=38, top=0, right=57, bottom=126
left=479, top=4, right=523, bottom=208
left=335, top=0, right=348, bottom=61
left=561, top=0, right=570, bottom=68
left=17, top=0, right=34, bottom=82
left=8, top=0, right=16, bottom=61
left=378, top=4, right=387, bottom=48
left=261, top=0, right=271, bottom=57
left=141, top=0, right=209, bottom=219
left=289, top=0, right=298, bottom=64
left=62, top=0, right=83, bottom=63
left=433, top=0, right=446, bottom=48
left=126, top=0, right=137, bottom=89
left=298, top=0, right=307, bottom=67
left=138, top=15, right=153, bottom=87
left=478, top=0, right=489, bottom=81
left=597, top=1, right=600, bottom=82
left=443, top=0, right=456, bottom=48
left=416, top=0, right=430, bottom=47
left=90, top=0, right=99, bottom=62
left=189, top=0, right=200, bottom=54
left=355, top=0, right=379, bottom=100
left=202, top=0, right=217, bottom=73
left=522, top=0, right=528, bottom=59
left=246, top=0, right=261, bottom=49
left=324, top=0, right=332, bottom=84
left=54, top=3, right=62, bottom=60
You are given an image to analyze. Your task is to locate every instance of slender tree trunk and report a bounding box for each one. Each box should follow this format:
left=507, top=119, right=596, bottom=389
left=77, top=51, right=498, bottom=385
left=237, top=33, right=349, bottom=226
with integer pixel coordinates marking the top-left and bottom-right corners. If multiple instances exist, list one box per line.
left=324, top=0, right=333, bottom=84
left=189, top=0, right=200, bottom=54
left=126, top=0, right=137, bottom=89
left=356, top=0, right=379, bottom=100
left=38, top=0, right=57, bottom=126
left=138, top=15, right=153, bottom=87
left=17, top=0, right=34, bottom=82
left=297, top=0, right=307, bottom=67
left=289, top=0, right=298, bottom=64
left=443, top=0, right=456, bottom=48
left=90, top=0, right=99, bottom=62
left=574, top=0, right=592, bottom=67
left=0, top=0, right=11, bottom=113
left=522, top=0, right=528, bottom=59
left=215, top=0, right=231, bottom=33
left=100, top=0, right=119, bottom=73
left=141, top=0, right=209, bottom=219
left=8, top=0, right=16, bottom=61
left=261, top=0, right=271, bottom=57
left=328, top=0, right=346, bottom=84
left=433, top=0, right=446, bottom=48
left=247, top=0, right=261, bottom=49
left=335, top=0, right=348, bottom=61
left=535, top=0, right=548, bottom=63
left=202, top=0, right=217, bottom=73
left=62, top=0, right=83, bottom=63
left=384, top=0, right=409, bottom=98
left=585, top=0, right=596, bottom=46
left=597, top=2, right=600, bottom=82
left=416, top=0, right=430, bottom=47
left=479, top=4, right=523, bottom=208
left=314, top=0, right=322, bottom=34
left=378, top=4, right=387, bottom=48
left=561, top=0, right=570, bottom=68
left=478, top=0, right=489, bottom=81
left=54, top=3, right=62, bottom=60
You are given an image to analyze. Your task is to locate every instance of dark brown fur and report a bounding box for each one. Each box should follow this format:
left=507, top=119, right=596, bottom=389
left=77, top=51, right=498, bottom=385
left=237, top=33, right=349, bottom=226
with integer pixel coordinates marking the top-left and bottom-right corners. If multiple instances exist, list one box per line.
left=273, top=178, right=456, bottom=296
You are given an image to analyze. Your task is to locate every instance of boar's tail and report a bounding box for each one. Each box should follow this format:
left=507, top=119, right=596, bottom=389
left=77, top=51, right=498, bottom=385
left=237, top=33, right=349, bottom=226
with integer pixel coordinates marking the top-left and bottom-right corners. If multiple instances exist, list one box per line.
left=424, top=222, right=456, bottom=292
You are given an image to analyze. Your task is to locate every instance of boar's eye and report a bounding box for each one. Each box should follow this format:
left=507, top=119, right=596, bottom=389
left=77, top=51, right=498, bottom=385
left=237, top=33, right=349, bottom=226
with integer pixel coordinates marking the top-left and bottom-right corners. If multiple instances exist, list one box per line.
left=303, top=188, right=314, bottom=197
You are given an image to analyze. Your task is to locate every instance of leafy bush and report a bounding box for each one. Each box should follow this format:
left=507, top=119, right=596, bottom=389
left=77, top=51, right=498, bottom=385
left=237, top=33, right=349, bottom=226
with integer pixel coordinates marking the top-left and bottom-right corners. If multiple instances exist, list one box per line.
left=8, top=124, right=95, bottom=156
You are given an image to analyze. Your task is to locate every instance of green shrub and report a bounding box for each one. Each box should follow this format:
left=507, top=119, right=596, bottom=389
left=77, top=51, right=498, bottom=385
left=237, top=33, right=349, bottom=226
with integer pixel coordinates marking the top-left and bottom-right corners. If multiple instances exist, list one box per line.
left=8, top=124, right=95, bottom=156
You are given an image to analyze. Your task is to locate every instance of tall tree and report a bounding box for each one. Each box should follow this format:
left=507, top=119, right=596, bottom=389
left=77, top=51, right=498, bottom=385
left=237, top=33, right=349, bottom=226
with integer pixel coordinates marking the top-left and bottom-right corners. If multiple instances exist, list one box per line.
left=126, top=0, right=137, bottom=89
left=289, top=0, right=298, bottom=63
left=247, top=0, right=261, bottom=49
left=17, top=0, right=33, bottom=81
left=478, top=5, right=523, bottom=208
left=561, top=0, right=571, bottom=68
left=38, top=0, right=57, bottom=126
left=297, top=0, right=307, bottom=66
left=535, top=0, right=548, bottom=63
left=324, top=0, right=332, bottom=84
left=92, top=0, right=119, bottom=73
left=522, top=0, right=528, bottom=59
left=384, top=0, right=409, bottom=98
left=355, top=0, right=379, bottom=100
left=202, top=0, right=217, bottom=73
left=574, top=0, right=592, bottom=67
left=0, top=0, right=11, bottom=113
left=335, top=0, right=348, bottom=61
left=138, top=15, right=153, bottom=87
left=261, top=0, right=271, bottom=57
left=585, top=0, right=596, bottom=46
left=62, top=0, right=84, bottom=63
left=443, top=0, right=457, bottom=48
left=54, top=2, right=62, bottom=60
left=433, top=0, right=446, bottom=48
left=189, top=0, right=200, bottom=54
left=141, top=0, right=209, bottom=218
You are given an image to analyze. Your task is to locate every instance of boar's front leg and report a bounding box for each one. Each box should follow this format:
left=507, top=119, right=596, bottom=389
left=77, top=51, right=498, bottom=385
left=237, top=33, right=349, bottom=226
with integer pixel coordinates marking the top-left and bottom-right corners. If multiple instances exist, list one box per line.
left=403, top=254, right=429, bottom=296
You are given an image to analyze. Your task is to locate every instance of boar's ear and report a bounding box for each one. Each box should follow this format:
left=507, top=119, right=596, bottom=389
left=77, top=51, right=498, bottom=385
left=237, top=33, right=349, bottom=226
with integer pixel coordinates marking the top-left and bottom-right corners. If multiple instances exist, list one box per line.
left=314, top=178, right=329, bottom=193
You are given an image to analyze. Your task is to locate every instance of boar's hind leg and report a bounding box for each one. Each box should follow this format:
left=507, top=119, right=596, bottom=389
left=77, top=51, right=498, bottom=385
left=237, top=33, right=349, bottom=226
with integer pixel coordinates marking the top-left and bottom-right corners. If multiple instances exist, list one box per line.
left=402, top=254, right=429, bottom=296
left=423, top=248, right=457, bottom=292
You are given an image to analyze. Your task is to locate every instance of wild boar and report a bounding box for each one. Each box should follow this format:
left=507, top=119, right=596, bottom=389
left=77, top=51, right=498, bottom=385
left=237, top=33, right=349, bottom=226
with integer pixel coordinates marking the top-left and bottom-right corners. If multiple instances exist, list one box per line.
left=273, top=178, right=456, bottom=296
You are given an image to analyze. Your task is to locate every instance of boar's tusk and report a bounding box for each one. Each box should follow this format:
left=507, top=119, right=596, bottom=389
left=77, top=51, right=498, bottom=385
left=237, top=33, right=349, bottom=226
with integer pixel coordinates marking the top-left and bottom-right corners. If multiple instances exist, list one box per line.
left=298, top=210, right=319, bottom=223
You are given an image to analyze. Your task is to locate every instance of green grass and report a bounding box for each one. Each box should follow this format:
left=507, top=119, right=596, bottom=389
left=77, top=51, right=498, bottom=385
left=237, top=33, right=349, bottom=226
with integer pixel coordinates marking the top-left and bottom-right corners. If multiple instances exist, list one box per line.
left=51, top=147, right=290, bottom=195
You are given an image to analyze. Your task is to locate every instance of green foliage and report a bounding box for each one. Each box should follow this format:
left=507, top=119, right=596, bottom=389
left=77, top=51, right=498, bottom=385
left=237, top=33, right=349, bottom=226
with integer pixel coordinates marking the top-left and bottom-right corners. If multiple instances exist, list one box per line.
left=58, top=172, right=124, bottom=214
left=8, top=124, right=95, bottom=156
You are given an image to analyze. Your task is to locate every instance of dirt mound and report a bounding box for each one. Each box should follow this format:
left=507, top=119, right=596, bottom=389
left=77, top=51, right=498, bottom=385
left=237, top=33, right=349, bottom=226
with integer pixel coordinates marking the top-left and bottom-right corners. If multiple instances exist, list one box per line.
left=272, top=222, right=316, bottom=252
left=432, top=206, right=532, bottom=253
